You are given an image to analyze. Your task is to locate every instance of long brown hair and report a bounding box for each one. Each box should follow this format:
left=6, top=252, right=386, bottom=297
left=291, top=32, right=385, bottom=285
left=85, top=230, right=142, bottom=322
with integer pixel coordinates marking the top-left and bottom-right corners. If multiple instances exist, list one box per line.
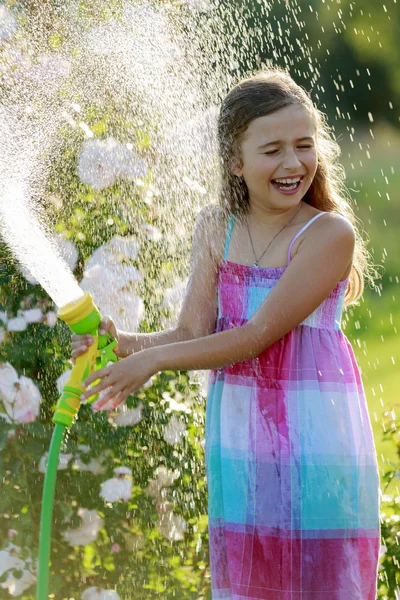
left=217, top=66, right=380, bottom=307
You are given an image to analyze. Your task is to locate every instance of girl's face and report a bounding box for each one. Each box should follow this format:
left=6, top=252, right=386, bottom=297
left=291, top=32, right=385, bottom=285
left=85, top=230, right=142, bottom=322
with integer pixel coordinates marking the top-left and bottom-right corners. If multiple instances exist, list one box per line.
left=231, top=104, right=318, bottom=209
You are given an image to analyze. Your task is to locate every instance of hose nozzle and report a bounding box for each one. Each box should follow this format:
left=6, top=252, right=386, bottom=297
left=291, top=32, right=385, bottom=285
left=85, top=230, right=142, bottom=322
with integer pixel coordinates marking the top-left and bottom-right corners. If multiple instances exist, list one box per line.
left=53, top=292, right=118, bottom=427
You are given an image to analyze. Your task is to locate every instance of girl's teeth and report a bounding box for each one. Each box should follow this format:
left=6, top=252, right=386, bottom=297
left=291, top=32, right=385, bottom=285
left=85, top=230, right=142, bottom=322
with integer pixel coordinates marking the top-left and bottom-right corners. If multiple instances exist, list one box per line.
left=275, top=181, right=298, bottom=190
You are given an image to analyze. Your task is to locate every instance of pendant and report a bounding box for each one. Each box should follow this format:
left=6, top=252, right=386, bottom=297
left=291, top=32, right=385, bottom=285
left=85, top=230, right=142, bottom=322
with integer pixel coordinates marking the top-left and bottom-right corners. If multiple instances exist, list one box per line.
left=252, top=262, right=259, bottom=267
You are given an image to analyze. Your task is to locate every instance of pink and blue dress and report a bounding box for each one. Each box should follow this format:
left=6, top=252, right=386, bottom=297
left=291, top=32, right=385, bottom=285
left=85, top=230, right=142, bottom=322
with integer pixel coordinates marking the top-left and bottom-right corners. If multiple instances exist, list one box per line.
left=206, top=211, right=380, bottom=599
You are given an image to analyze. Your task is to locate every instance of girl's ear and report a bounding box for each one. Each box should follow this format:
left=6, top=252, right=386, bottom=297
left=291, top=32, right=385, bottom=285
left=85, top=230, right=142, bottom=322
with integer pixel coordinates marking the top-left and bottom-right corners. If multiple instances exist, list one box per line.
left=229, top=155, right=243, bottom=177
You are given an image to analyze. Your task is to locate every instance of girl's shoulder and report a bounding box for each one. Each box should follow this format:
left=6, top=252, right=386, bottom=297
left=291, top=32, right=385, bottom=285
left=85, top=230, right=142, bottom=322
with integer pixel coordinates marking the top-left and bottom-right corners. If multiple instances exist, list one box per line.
left=194, top=203, right=229, bottom=264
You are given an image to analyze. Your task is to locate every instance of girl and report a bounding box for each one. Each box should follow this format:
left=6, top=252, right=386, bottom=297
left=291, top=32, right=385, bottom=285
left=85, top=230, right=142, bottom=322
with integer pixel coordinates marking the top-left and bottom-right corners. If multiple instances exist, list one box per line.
left=76, top=68, right=381, bottom=599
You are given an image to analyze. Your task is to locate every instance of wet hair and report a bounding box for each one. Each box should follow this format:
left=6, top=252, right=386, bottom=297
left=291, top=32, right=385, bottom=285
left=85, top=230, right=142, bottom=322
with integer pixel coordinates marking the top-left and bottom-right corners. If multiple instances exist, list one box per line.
left=217, top=66, right=380, bottom=307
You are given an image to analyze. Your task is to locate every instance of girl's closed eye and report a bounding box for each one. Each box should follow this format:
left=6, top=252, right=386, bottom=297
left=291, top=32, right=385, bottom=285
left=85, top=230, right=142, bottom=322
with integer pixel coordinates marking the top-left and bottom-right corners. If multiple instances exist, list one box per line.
left=265, top=145, right=313, bottom=155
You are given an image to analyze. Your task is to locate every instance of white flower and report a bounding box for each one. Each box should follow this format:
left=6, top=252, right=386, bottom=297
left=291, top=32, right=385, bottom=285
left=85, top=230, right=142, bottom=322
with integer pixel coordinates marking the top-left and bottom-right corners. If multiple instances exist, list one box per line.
left=162, top=392, right=191, bottom=414
left=113, top=291, right=144, bottom=332
left=56, top=369, right=72, bottom=394
left=7, top=316, right=27, bottom=332
left=80, top=270, right=144, bottom=332
left=157, top=510, right=187, bottom=541
left=62, top=508, right=104, bottom=546
left=160, top=278, right=188, bottom=328
left=71, top=445, right=106, bottom=475
left=0, top=544, right=24, bottom=577
left=86, top=236, right=140, bottom=269
left=78, top=137, right=147, bottom=190
left=114, top=144, right=147, bottom=180
left=78, top=138, right=119, bottom=189
left=145, top=466, right=180, bottom=501
left=162, top=415, right=186, bottom=445
left=81, top=587, right=120, bottom=600
left=142, top=224, right=162, bottom=242
left=11, top=376, right=41, bottom=423
left=39, top=451, right=72, bottom=473
left=0, top=544, right=36, bottom=597
left=0, top=364, right=41, bottom=423
left=23, top=308, right=43, bottom=324
left=0, top=311, right=7, bottom=324
left=114, top=401, right=144, bottom=426
left=0, top=362, right=19, bottom=404
left=0, top=7, right=18, bottom=41
left=83, top=264, right=141, bottom=292
left=100, top=467, right=132, bottom=503
left=44, top=311, right=58, bottom=328
left=106, top=235, right=141, bottom=262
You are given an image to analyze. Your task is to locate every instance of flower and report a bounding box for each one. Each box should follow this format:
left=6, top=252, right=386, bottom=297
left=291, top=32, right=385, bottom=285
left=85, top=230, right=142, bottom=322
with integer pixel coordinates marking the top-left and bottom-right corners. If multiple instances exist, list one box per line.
left=44, top=311, right=57, bottom=328
left=78, top=138, right=119, bottom=189
left=157, top=510, right=187, bottom=542
left=110, top=543, right=120, bottom=553
left=114, top=401, right=144, bottom=426
left=161, top=391, right=191, bottom=414
left=78, top=137, right=147, bottom=190
left=56, top=369, right=72, bottom=394
left=0, top=364, right=41, bottom=423
left=142, top=224, right=162, bottom=242
left=6, top=316, right=27, bottom=332
left=22, top=308, right=43, bottom=324
left=81, top=587, right=120, bottom=600
left=162, top=415, right=186, bottom=445
left=0, top=7, right=18, bottom=41
left=160, top=277, right=188, bottom=328
left=100, top=467, right=132, bottom=503
left=62, top=508, right=104, bottom=546
left=145, top=466, right=180, bottom=502
left=86, top=236, right=141, bottom=269
left=71, top=445, right=107, bottom=475
left=0, top=362, right=19, bottom=404
left=39, top=451, right=72, bottom=473
left=0, top=544, right=36, bottom=597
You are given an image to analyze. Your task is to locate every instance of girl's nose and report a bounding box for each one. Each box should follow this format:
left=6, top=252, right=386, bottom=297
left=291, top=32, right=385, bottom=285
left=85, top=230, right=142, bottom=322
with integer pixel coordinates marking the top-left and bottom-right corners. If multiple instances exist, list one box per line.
left=282, top=149, right=302, bottom=169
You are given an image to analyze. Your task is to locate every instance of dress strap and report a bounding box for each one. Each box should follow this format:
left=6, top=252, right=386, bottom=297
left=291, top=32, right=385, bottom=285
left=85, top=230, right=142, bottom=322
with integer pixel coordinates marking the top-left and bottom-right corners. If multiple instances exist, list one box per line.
left=287, top=212, right=327, bottom=265
left=223, top=213, right=236, bottom=261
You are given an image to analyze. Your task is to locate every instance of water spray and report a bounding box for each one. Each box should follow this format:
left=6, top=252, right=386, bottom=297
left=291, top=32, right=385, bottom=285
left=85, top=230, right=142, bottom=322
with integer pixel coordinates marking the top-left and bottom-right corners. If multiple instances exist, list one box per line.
left=37, top=291, right=118, bottom=600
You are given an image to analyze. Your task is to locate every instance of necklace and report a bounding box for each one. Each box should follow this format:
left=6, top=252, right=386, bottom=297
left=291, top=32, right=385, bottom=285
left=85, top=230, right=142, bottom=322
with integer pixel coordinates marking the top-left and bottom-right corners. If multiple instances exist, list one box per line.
left=246, top=201, right=303, bottom=267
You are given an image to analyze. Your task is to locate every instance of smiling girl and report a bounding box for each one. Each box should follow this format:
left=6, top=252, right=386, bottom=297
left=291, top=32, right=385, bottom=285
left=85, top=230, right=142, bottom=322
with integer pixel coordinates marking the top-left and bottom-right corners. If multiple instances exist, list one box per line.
left=74, top=68, right=380, bottom=599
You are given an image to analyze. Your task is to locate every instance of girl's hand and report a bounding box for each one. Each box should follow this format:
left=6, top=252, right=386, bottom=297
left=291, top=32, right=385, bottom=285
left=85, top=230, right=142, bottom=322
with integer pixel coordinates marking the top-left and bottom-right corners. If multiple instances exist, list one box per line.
left=71, top=316, right=119, bottom=364
left=80, top=350, right=157, bottom=411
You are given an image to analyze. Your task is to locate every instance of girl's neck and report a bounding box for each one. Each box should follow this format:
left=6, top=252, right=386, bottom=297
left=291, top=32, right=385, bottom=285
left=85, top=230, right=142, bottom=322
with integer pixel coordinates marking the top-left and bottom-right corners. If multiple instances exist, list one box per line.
left=245, top=200, right=304, bottom=232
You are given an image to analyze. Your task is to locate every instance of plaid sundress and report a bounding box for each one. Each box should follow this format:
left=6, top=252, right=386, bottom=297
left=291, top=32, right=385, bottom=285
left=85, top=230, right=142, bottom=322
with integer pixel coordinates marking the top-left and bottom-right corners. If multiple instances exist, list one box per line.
left=205, top=211, right=380, bottom=599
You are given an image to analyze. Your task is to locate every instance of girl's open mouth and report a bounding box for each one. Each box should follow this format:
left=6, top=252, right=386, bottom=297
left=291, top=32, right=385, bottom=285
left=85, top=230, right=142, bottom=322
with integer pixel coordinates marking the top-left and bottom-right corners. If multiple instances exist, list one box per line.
left=271, top=177, right=303, bottom=195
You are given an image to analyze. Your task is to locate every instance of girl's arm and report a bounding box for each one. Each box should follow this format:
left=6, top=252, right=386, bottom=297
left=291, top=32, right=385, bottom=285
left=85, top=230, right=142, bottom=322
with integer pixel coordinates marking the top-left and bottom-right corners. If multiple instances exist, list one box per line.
left=152, top=215, right=356, bottom=372
left=117, top=205, right=222, bottom=357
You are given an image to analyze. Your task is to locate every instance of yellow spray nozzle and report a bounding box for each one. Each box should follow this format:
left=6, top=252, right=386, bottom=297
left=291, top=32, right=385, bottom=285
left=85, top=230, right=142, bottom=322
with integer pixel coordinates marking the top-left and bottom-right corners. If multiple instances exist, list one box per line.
left=57, top=291, right=101, bottom=335
left=53, top=291, right=119, bottom=427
